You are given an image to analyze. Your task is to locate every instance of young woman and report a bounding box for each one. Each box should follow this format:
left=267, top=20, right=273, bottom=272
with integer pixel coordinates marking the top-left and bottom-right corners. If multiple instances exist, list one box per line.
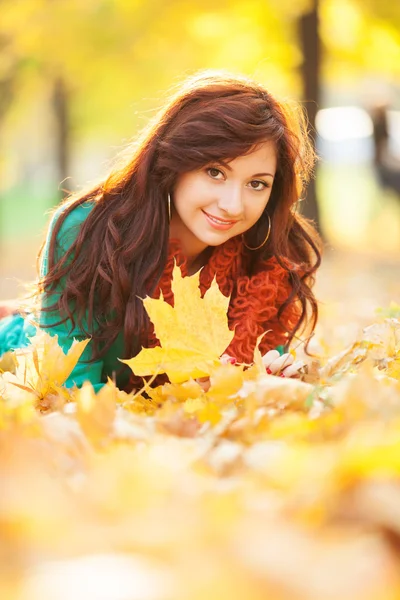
left=0, top=71, right=321, bottom=392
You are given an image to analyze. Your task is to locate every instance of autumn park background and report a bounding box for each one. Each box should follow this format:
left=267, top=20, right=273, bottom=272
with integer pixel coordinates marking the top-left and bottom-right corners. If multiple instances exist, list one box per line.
left=2, top=1, right=400, bottom=599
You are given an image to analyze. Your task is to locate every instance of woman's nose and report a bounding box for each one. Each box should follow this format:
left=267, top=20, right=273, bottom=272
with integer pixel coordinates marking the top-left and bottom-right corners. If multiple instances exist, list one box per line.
left=217, top=185, right=243, bottom=217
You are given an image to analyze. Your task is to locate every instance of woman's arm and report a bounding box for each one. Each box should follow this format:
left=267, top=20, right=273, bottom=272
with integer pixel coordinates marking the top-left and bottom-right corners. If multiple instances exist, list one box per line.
left=39, top=203, right=106, bottom=391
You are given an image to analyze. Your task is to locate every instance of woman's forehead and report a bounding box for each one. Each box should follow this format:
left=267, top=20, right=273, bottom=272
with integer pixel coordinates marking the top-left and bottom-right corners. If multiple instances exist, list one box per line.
left=221, top=141, right=277, bottom=170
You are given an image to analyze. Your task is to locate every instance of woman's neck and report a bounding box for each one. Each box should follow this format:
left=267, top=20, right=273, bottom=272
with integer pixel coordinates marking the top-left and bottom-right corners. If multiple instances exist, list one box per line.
left=186, top=246, right=214, bottom=275
left=169, top=217, right=210, bottom=273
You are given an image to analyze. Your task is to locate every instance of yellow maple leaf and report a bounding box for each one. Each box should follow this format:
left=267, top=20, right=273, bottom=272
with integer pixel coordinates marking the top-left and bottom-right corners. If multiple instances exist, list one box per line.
left=76, top=380, right=116, bottom=448
left=123, top=264, right=234, bottom=383
left=2, top=329, right=90, bottom=400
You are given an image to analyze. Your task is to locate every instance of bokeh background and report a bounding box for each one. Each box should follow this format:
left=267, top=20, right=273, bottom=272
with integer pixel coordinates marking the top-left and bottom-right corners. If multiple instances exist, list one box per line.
left=1, top=0, right=400, bottom=313
left=2, top=5, right=400, bottom=599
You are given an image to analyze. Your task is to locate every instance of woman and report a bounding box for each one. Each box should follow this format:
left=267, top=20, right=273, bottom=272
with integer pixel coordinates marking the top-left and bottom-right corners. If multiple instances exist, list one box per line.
left=0, top=71, right=321, bottom=392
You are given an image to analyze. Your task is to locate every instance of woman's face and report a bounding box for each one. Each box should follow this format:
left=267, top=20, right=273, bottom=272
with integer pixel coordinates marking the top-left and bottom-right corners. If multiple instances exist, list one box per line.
left=170, top=141, right=277, bottom=259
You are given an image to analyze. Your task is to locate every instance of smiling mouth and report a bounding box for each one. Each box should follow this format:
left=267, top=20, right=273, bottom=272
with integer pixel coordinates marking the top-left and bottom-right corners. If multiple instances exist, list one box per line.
left=202, top=210, right=238, bottom=225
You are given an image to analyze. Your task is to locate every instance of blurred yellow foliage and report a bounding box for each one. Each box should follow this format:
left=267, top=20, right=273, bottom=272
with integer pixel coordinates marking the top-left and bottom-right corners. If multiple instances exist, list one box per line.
left=1, top=265, right=400, bottom=599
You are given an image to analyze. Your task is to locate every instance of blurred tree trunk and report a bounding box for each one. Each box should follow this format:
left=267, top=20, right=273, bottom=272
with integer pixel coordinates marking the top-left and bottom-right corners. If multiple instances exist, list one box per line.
left=298, top=0, right=324, bottom=238
left=0, top=33, right=17, bottom=249
left=0, top=75, right=14, bottom=254
left=52, top=75, right=70, bottom=201
left=0, top=78, right=14, bottom=126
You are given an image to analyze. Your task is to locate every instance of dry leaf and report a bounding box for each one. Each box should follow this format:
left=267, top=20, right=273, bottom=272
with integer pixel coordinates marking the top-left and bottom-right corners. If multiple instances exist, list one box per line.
left=0, top=351, right=17, bottom=375
left=3, top=330, right=90, bottom=401
left=76, top=381, right=116, bottom=448
left=123, top=263, right=234, bottom=382
left=254, top=374, right=315, bottom=410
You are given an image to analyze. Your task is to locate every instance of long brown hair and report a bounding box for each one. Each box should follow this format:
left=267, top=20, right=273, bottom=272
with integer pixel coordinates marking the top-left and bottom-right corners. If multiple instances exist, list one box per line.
left=38, top=71, right=321, bottom=362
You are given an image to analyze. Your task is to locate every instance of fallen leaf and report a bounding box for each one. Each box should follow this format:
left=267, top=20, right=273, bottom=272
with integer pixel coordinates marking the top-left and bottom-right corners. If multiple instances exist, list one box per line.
left=6, top=330, right=90, bottom=400
left=76, top=381, right=116, bottom=448
left=122, top=263, right=234, bottom=382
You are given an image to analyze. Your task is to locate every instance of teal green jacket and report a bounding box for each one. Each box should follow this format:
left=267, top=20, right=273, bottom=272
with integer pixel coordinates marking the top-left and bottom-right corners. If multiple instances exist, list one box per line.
left=0, top=201, right=129, bottom=392
left=0, top=201, right=284, bottom=392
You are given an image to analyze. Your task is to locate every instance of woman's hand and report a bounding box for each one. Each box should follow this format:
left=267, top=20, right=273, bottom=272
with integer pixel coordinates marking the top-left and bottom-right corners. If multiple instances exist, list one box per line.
left=195, top=349, right=304, bottom=391
left=222, top=350, right=304, bottom=378
left=261, top=349, right=304, bottom=378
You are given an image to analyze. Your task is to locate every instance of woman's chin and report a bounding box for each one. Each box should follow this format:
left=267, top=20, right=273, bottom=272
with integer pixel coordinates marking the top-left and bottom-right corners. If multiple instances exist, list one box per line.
left=194, top=227, right=238, bottom=247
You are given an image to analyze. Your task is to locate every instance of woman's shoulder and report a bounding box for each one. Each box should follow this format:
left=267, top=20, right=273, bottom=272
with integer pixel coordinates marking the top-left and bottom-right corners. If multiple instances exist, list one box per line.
left=49, top=200, right=96, bottom=251
left=40, top=200, right=96, bottom=277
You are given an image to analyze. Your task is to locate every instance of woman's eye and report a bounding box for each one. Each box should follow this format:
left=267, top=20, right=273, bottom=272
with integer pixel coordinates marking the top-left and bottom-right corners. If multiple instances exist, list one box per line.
left=249, top=180, right=268, bottom=191
left=207, top=167, right=223, bottom=179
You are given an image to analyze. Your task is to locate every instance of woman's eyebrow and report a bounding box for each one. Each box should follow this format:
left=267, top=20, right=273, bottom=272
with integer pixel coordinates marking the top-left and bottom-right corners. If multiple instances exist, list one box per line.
left=218, top=161, right=275, bottom=178
left=252, top=172, right=275, bottom=178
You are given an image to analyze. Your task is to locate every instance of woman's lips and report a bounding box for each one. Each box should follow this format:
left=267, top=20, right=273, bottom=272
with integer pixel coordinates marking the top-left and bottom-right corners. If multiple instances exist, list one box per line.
left=202, top=210, right=238, bottom=231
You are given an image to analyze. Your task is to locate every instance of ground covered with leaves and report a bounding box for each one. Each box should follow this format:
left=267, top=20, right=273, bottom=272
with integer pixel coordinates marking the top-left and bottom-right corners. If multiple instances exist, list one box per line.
left=1, top=250, right=400, bottom=600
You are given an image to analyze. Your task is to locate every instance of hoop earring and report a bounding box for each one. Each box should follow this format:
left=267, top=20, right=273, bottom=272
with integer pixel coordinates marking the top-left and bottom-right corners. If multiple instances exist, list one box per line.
left=167, top=193, right=172, bottom=222
left=242, top=213, right=271, bottom=251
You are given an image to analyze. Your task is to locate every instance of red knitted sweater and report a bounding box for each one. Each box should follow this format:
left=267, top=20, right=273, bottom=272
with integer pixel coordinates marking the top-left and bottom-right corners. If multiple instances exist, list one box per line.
left=132, top=236, right=300, bottom=382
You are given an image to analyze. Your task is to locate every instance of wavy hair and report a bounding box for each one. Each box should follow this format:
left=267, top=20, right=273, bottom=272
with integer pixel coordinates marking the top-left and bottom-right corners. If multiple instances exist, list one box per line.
left=37, top=71, right=322, bottom=363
